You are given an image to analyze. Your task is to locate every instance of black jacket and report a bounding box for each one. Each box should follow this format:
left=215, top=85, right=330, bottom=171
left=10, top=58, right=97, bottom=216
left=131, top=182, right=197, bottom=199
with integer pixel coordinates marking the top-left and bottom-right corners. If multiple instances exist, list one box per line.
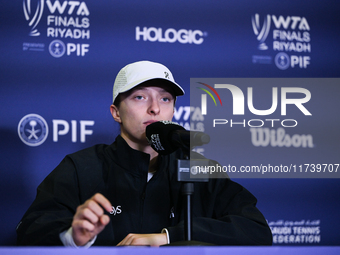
left=16, top=135, right=272, bottom=246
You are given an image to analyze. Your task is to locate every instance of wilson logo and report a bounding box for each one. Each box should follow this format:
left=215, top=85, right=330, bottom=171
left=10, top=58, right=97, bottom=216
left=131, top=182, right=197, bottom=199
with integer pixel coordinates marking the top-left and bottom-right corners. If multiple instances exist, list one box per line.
left=250, top=127, right=314, bottom=148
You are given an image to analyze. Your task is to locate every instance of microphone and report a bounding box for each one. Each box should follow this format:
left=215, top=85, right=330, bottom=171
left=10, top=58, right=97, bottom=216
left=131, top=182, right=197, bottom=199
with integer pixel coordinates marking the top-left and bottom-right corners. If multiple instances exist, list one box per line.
left=146, top=121, right=210, bottom=155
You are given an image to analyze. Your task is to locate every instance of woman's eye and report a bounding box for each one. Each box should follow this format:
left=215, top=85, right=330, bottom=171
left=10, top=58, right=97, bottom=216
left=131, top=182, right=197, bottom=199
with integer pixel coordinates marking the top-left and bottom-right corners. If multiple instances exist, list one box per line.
left=135, top=95, right=144, bottom=100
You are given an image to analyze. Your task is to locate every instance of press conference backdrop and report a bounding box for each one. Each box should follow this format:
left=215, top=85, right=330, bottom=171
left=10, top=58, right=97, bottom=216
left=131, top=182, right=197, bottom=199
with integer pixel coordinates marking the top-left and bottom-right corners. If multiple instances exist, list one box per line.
left=1, top=0, right=339, bottom=246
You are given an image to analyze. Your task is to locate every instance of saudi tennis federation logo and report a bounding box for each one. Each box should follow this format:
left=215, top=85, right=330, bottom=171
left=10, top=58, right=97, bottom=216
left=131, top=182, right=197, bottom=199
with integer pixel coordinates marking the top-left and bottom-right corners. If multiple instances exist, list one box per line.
left=49, top=40, right=66, bottom=58
left=18, top=114, right=49, bottom=146
left=197, top=82, right=222, bottom=115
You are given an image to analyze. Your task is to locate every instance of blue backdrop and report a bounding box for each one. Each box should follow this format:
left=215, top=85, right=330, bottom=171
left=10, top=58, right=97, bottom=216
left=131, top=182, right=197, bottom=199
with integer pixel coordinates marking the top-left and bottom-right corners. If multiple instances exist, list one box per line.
left=0, top=0, right=339, bottom=246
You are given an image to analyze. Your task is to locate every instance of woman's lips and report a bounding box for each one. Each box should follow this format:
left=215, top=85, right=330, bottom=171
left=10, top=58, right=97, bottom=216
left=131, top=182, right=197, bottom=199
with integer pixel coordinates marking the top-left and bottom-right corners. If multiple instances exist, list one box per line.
left=144, top=120, right=158, bottom=126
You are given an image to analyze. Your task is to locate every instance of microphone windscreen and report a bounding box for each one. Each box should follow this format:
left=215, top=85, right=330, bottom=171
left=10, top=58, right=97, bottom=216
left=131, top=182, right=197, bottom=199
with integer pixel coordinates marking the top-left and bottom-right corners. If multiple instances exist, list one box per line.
left=146, top=121, right=185, bottom=155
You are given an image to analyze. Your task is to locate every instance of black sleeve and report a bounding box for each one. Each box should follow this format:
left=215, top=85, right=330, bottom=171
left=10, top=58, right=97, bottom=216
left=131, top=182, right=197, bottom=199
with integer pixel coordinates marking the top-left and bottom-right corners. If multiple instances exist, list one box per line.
left=16, top=156, right=81, bottom=246
left=167, top=178, right=273, bottom=245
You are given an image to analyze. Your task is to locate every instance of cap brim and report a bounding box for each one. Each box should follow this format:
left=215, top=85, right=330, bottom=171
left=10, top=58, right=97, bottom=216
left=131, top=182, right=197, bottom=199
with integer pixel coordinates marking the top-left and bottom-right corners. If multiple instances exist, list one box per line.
left=119, top=77, right=185, bottom=96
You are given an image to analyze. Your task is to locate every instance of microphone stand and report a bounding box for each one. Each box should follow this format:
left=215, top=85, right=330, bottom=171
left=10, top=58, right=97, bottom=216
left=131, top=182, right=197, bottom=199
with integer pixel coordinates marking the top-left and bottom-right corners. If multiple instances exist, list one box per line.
left=167, top=147, right=212, bottom=246
left=180, top=152, right=194, bottom=242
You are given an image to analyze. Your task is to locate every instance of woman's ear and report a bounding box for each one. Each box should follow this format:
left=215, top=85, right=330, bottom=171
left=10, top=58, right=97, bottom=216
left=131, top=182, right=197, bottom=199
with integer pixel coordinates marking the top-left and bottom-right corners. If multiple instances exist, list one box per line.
left=110, top=104, right=122, bottom=123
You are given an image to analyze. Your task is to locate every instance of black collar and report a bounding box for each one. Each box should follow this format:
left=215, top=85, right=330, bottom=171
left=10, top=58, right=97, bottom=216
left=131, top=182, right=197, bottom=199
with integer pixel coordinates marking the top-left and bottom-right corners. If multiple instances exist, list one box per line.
left=104, top=135, right=152, bottom=177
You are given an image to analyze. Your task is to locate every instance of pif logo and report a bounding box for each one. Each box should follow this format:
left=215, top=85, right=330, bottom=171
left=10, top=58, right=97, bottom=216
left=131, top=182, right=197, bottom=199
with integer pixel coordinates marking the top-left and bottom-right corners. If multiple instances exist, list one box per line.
left=18, top=113, right=95, bottom=146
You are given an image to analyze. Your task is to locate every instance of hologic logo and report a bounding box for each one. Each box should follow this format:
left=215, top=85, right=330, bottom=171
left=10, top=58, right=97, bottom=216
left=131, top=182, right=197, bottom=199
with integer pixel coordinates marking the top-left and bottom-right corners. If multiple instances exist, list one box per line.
left=18, top=114, right=49, bottom=146
left=136, top=26, right=205, bottom=45
left=197, top=82, right=223, bottom=115
left=23, top=0, right=44, bottom=36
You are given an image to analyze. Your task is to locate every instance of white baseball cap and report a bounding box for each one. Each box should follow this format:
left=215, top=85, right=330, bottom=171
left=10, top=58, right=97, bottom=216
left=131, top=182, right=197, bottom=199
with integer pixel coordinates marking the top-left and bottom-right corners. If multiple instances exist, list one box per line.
left=112, top=60, right=185, bottom=103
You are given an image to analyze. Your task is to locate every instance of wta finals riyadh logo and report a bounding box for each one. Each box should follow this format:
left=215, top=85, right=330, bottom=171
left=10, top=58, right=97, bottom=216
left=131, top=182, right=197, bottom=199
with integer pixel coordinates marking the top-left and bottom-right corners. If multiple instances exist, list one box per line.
left=251, top=14, right=271, bottom=50
left=197, top=82, right=222, bottom=115
left=18, top=114, right=49, bottom=146
left=23, top=0, right=44, bottom=36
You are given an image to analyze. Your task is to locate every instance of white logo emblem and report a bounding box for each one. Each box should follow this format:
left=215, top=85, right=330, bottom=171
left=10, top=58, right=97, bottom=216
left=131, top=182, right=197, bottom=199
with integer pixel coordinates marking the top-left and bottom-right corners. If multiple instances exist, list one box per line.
left=169, top=207, right=175, bottom=218
left=252, top=14, right=271, bottom=50
left=23, top=0, right=44, bottom=36
left=190, top=166, right=198, bottom=175
left=18, top=114, right=49, bottom=146
left=49, top=40, right=66, bottom=58
left=275, top=52, right=290, bottom=70
left=110, top=206, right=122, bottom=215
